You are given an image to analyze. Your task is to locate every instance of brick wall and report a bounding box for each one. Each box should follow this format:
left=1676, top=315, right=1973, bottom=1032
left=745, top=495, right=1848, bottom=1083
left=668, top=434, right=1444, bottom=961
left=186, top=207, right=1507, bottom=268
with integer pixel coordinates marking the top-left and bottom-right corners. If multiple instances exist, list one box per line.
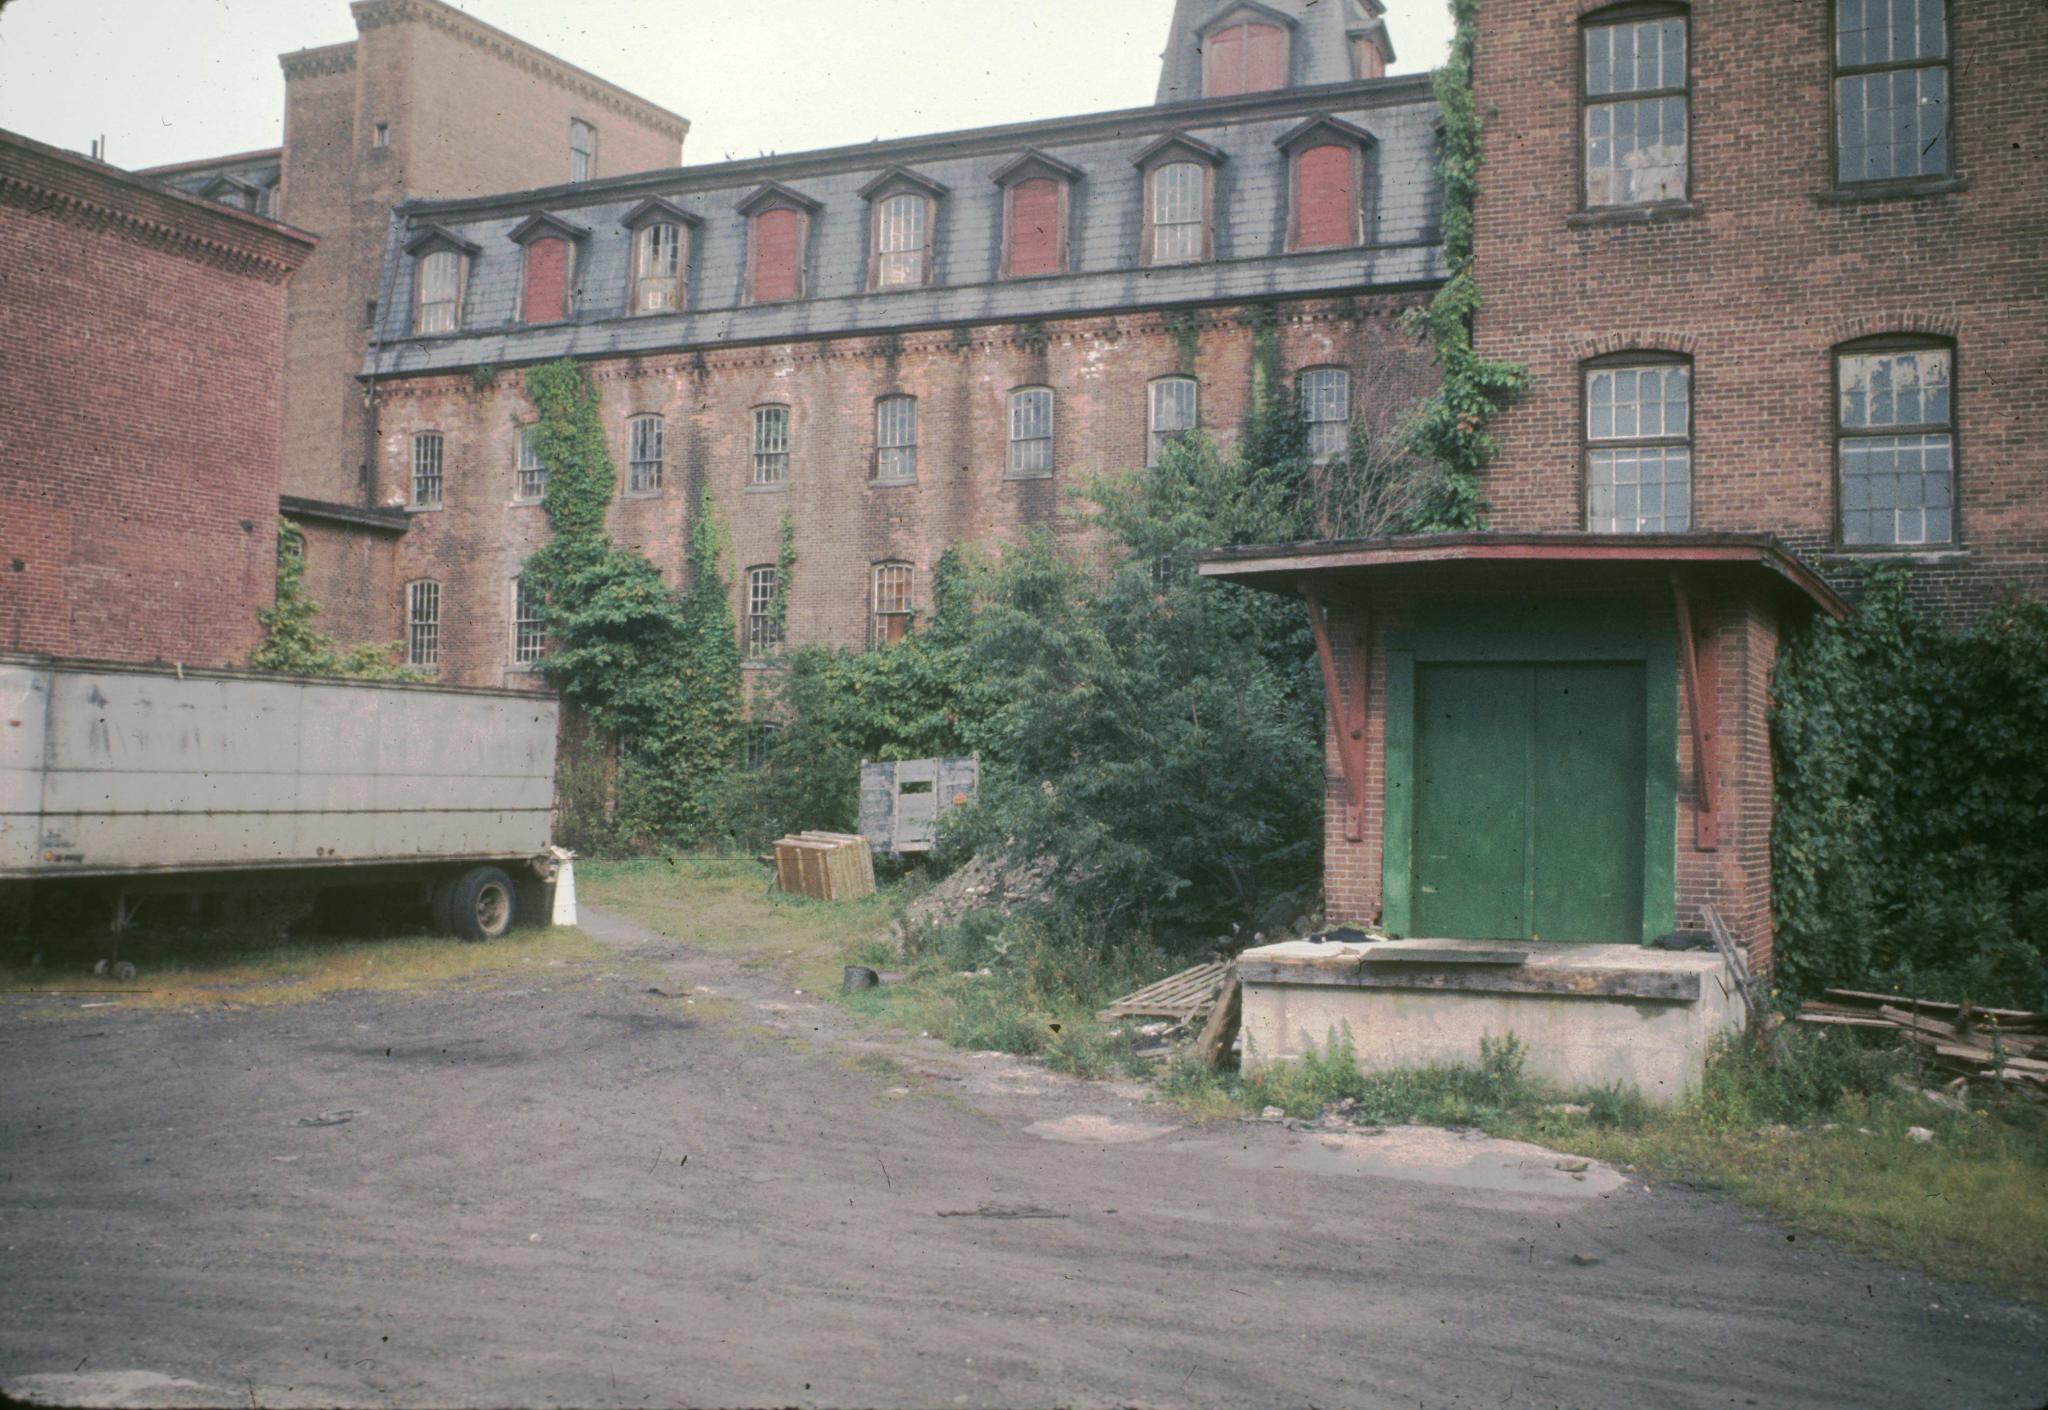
left=1469, top=0, right=2047, bottom=621
left=0, top=133, right=313, bottom=667
left=275, top=0, right=686, bottom=515
left=363, top=295, right=1435, bottom=686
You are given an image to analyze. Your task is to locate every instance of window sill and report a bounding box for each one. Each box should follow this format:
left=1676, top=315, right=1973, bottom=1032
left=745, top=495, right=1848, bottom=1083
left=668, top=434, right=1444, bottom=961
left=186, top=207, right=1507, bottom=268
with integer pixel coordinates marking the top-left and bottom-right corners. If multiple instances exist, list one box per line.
left=741, top=657, right=790, bottom=672
left=1566, top=201, right=1703, bottom=229
left=621, top=488, right=665, bottom=501
left=506, top=662, right=546, bottom=675
left=870, top=477, right=919, bottom=489
left=1814, top=176, right=1966, bottom=205
left=1817, top=545, right=1968, bottom=563
left=746, top=482, right=790, bottom=494
left=867, top=281, right=936, bottom=296
left=405, top=503, right=442, bottom=515
left=510, top=498, right=544, bottom=509
left=1003, top=470, right=1056, bottom=482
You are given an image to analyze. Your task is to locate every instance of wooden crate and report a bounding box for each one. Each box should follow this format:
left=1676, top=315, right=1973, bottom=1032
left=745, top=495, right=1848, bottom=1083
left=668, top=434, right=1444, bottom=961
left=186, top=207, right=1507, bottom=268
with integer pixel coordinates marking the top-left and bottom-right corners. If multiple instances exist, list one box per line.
left=1097, top=960, right=1233, bottom=1023
left=773, top=832, right=876, bottom=901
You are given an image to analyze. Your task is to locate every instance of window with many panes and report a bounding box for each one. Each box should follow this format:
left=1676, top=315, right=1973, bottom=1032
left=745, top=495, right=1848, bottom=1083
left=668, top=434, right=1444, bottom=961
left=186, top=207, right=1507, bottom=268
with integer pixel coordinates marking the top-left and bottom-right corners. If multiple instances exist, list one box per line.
left=511, top=577, right=545, bottom=666
left=515, top=427, right=546, bottom=502
left=873, top=562, right=914, bottom=648
left=569, top=119, right=597, bottom=183
left=627, top=414, right=664, bottom=494
left=1837, top=341, right=1953, bottom=546
left=874, top=193, right=929, bottom=289
left=414, top=249, right=461, bottom=334
left=745, top=722, right=782, bottom=771
left=1148, top=377, right=1198, bottom=466
left=633, top=222, right=683, bottom=313
left=1583, top=8, right=1689, bottom=207
left=752, top=405, right=790, bottom=485
left=1585, top=359, right=1692, bottom=532
left=1008, top=387, right=1054, bottom=477
left=411, top=432, right=443, bottom=508
left=1299, top=368, right=1351, bottom=461
left=406, top=580, right=440, bottom=668
left=875, top=396, right=918, bottom=483
left=745, top=566, right=782, bottom=658
left=1150, top=161, right=1207, bottom=263
left=1835, top=0, right=1950, bottom=185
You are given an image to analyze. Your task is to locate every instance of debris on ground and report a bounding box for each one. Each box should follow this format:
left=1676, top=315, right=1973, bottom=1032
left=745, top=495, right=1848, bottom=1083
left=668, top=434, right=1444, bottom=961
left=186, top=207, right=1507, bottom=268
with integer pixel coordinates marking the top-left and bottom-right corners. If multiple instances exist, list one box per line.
left=1096, top=959, right=1232, bottom=1024
left=1906, top=1126, right=1935, bottom=1144
left=901, top=851, right=1058, bottom=935
left=1794, top=988, right=2047, bottom=1096
left=296, top=1110, right=358, bottom=1128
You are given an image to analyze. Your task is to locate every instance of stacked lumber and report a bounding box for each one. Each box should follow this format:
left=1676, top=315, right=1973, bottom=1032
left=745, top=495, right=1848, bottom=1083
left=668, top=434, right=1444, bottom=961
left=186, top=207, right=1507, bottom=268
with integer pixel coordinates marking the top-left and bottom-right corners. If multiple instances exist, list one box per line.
left=773, top=832, right=877, bottom=901
left=1796, top=988, right=2048, bottom=1096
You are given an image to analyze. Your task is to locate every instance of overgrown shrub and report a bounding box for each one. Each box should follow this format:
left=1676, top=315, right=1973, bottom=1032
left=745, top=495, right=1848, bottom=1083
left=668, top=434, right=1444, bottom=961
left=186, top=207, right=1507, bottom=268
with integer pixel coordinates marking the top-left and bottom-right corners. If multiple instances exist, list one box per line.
left=250, top=519, right=412, bottom=679
left=1772, top=567, right=2048, bottom=1007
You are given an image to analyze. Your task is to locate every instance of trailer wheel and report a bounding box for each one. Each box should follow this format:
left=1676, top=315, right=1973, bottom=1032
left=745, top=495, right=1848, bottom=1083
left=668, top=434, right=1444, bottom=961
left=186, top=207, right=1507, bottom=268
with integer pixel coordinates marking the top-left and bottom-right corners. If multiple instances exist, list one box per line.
left=430, top=874, right=459, bottom=936
left=450, top=866, right=516, bottom=942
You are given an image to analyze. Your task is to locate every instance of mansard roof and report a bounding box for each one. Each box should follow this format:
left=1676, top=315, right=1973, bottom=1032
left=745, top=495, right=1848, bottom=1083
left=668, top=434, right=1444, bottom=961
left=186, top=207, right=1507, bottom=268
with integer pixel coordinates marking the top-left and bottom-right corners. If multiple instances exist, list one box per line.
left=506, top=211, right=591, bottom=245
left=857, top=165, right=951, bottom=201
left=1157, top=0, right=1392, bottom=104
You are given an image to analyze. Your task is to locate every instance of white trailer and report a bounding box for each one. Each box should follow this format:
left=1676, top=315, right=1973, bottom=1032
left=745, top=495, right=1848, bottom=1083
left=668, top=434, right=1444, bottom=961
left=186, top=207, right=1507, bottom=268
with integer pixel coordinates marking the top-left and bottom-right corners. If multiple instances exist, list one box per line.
left=0, top=653, right=563, bottom=955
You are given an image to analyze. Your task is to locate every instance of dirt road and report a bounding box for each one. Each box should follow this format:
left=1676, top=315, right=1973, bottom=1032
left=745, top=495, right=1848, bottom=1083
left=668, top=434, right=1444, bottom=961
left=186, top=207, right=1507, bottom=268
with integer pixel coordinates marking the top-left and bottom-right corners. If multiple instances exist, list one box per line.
left=2, top=907, right=2041, bottom=1409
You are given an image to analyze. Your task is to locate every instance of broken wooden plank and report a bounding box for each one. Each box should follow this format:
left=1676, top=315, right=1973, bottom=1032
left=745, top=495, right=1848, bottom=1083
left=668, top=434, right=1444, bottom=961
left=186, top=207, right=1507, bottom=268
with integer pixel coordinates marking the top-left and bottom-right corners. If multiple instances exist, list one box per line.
left=1190, top=970, right=1242, bottom=1071
left=1819, top=989, right=2043, bottom=1025
left=1097, top=960, right=1232, bottom=1021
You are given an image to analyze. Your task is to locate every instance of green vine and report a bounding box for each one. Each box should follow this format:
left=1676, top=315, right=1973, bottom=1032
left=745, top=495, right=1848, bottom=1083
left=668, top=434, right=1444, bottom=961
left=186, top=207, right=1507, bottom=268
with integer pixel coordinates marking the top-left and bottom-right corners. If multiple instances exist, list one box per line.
left=521, top=359, right=740, bottom=847
left=1166, top=309, right=1202, bottom=373
left=771, top=515, right=798, bottom=643
left=1400, top=0, right=1529, bottom=530
left=469, top=364, right=499, bottom=394
left=250, top=518, right=411, bottom=678
left=1247, top=302, right=1282, bottom=415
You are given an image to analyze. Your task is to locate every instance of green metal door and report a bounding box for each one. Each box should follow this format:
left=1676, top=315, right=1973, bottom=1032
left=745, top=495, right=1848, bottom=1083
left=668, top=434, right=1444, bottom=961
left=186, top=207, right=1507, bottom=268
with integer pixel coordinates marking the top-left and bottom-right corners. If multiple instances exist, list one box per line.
left=1411, top=661, right=1647, bottom=943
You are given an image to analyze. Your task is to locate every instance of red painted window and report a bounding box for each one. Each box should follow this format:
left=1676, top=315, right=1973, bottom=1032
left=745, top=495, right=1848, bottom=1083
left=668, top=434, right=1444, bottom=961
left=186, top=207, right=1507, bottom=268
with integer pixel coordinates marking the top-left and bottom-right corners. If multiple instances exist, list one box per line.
left=1294, top=145, right=1357, bottom=250
left=751, top=208, right=802, bottom=303
left=521, top=237, right=568, bottom=324
left=1203, top=20, right=1287, bottom=97
left=1008, top=179, right=1061, bottom=277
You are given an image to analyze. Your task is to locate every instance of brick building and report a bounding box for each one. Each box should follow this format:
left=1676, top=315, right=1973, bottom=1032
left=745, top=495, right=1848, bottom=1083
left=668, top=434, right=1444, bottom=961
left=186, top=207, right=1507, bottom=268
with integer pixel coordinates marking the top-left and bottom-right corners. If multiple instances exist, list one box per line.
left=0, top=129, right=315, bottom=666
left=1206, top=0, right=2045, bottom=999
left=356, top=0, right=1438, bottom=687
left=137, top=0, right=687, bottom=646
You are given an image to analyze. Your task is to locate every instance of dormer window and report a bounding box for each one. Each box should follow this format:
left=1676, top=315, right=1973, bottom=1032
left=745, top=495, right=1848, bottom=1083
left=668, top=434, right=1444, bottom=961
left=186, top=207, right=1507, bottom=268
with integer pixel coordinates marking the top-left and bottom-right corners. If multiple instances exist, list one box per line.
left=1202, top=6, right=1292, bottom=97
left=404, top=225, right=478, bottom=335
left=1277, top=116, right=1375, bottom=252
left=859, top=168, right=946, bottom=292
left=1134, top=134, right=1226, bottom=267
left=622, top=198, right=697, bottom=315
left=508, top=213, right=590, bottom=326
left=994, top=150, right=1081, bottom=280
left=738, top=183, right=821, bottom=305
left=1348, top=2, right=1395, bottom=80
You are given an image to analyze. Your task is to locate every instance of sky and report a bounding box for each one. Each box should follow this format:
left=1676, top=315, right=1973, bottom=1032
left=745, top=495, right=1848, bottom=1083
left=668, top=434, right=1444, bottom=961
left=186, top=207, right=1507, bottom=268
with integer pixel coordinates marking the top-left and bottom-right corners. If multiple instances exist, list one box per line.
left=0, top=0, right=1453, bottom=173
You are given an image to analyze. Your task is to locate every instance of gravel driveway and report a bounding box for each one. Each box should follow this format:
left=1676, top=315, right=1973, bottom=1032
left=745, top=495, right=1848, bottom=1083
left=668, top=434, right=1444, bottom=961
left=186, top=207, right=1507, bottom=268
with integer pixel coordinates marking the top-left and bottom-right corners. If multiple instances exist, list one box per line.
left=2, top=907, right=2041, bottom=1409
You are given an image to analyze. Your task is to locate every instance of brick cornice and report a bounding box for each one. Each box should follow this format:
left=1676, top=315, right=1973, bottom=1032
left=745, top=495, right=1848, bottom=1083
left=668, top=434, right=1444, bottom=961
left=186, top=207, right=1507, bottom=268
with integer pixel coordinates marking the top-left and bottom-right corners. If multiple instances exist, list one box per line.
left=279, top=41, right=357, bottom=81
left=0, top=132, right=315, bottom=284
left=349, top=0, right=688, bottom=143
left=367, top=294, right=1426, bottom=397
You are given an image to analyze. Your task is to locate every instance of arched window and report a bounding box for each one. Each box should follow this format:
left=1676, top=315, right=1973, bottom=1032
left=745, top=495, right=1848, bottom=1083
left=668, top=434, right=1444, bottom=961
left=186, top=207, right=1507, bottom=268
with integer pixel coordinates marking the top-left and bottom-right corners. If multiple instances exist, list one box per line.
left=412, top=249, right=462, bottom=334
left=1203, top=15, right=1289, bottom=97
left=633, top=223, right=682, bottom=312
left=1582, top=6, right=1689, bottom=207
left=994, top=150, right=1080, bottom=280
left=752, top=405, right=791, bottom=485
left=410, top=432, right=443, bottom=509
left=1834, top=0, right=1950, bottom=184
left=874, top=193, right=929, bottom=289
left=875, top=396, right=918, bottom=483
left=873, top=562, right=915, bottom=648
left=1836, top=339, right=1953, bottom=546
left=739, top=184, right=820, bottom=304
left=405, top=580, right=441, bottom=668
left=1584, top=356, right=1692, bottom=532
left=627, top=414, right=664, bottom=495
left=1298, top=368, right=1352, bottom=462
left=1151, top=162, right=1206, bottom=264
left=1008, top=387, right=1055, bottom=478
left=1148, top=377, right=1198, bottom=467
left=515, top=427, right=546, bottom=503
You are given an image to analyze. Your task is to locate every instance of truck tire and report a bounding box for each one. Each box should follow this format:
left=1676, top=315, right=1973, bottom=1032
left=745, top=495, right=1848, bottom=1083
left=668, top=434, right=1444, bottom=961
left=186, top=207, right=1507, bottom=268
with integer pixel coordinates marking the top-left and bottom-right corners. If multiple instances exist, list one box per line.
left=430, top=874, right=459, bottom=936
left=450, top=866, right=516, bottom=942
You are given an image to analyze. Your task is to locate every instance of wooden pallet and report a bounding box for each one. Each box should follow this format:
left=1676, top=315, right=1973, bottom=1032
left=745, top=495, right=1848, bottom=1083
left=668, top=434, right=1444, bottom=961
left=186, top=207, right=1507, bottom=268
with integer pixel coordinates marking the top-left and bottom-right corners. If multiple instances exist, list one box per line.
left=773, top=832, right=877, bottom=901
left=1097, top=960, right=1232, bottom=1023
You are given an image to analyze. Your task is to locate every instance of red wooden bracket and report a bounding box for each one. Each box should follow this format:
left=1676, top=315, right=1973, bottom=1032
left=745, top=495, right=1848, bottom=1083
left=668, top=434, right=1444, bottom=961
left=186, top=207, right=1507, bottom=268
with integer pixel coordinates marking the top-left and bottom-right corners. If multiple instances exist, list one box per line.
left=1672, top=574, right=1719, bottom=851
left=1301, top=581, right=1370, bottom=843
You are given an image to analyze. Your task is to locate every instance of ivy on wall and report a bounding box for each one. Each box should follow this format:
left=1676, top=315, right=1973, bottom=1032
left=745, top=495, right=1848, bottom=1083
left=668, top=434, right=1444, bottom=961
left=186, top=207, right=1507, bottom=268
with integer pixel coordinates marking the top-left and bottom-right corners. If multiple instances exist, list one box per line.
left=1400, top=0, right=1529, bottom=530
left=520, top=359, right=740, bottom=847
left=250, top=518, right=412, bottom=679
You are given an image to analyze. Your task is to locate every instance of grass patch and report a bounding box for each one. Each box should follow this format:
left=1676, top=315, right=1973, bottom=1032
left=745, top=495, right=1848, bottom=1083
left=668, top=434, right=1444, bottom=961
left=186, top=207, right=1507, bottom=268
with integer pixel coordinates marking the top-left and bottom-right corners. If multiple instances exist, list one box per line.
left=0, top=924, right=608, bottom=1011
left=578, top=857, right=902, bottom=996
left=1161, top=1024, right=2048, bottom=1303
